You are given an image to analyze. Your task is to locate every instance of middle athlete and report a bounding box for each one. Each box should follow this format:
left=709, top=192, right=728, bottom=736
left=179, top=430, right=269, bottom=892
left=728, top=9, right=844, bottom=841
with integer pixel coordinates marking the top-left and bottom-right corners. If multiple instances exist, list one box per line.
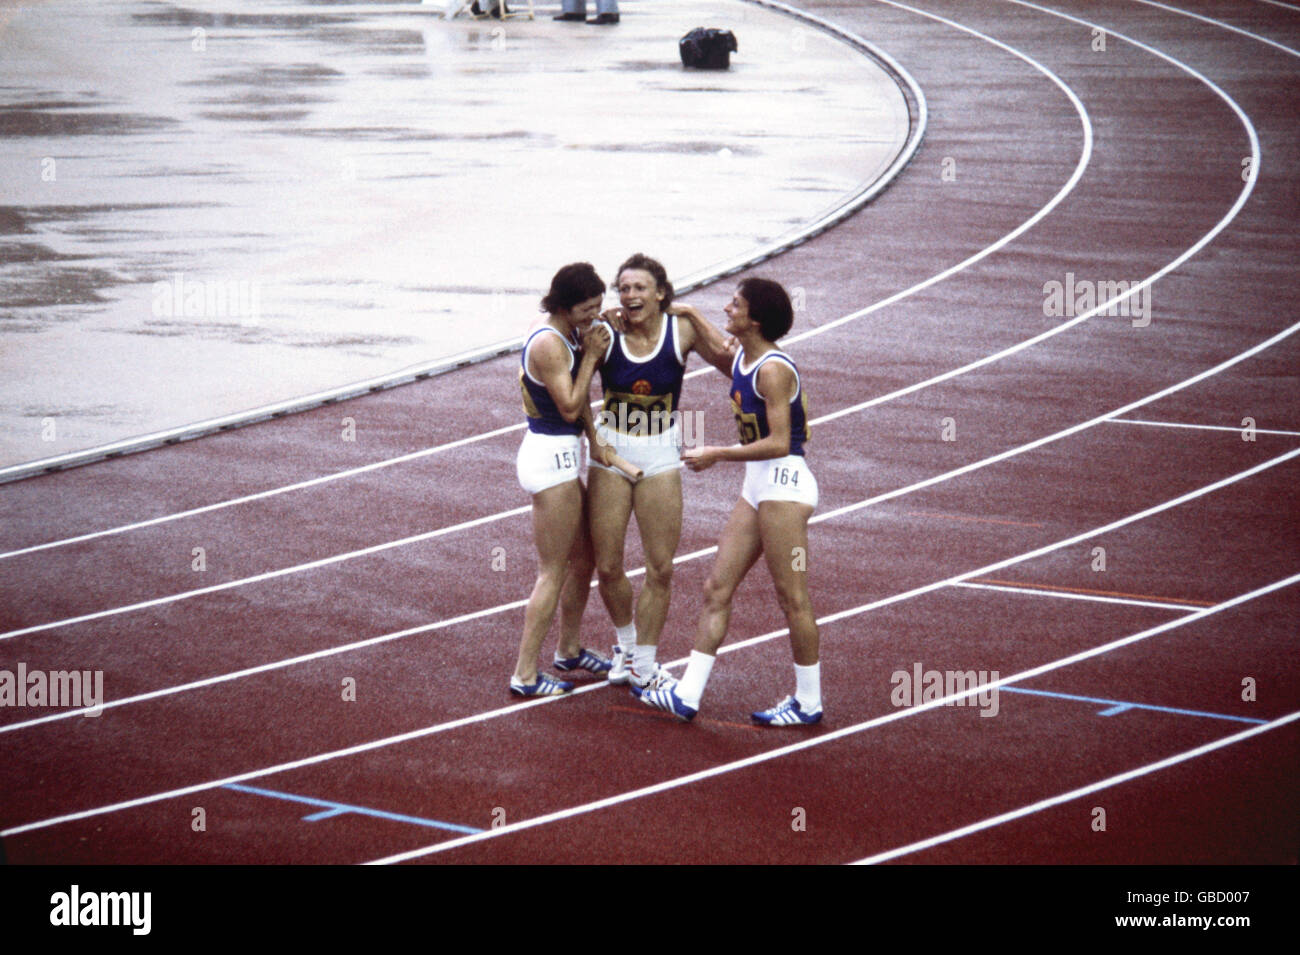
left=589, top=253, right=707, bottom=691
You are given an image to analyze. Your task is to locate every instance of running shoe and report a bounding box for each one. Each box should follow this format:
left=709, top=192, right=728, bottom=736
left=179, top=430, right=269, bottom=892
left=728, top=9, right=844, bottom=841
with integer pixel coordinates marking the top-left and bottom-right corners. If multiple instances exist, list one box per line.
left=608, top=645, right=633, bottom=685
left=750, top=695, right=822, bottom=726
left=553, top=647, right=612, bottom=674
left=638, top=682, right=697, bottom=722
left=509, top=673, right=574, bottom=697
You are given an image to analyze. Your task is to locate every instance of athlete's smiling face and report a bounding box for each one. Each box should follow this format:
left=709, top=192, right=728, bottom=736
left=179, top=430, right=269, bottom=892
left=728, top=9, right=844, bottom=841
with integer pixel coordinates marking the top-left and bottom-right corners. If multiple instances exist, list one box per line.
left=617, top=269, right=664, bottom=326
left=723, top=288, right=752, bottom=337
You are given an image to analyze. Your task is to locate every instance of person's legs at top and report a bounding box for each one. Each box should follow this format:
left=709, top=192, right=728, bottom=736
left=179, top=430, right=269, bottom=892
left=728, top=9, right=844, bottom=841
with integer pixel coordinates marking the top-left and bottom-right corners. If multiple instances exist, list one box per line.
left=554, top=0, right=586, bottom=21
left=591, top=0, right=619, bottom=23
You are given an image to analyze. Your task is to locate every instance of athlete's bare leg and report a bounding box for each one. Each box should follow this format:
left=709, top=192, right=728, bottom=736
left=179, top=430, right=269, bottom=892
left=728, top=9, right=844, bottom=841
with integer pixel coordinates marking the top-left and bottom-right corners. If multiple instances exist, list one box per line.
left=757, top=499, right=818, bottom=665
left=514, top=479, right=583, bottom=683
left=555, top=488, right=596, bottom=660
left=630, top=468, right=682, bottom=647
left=693, top=498, right=763, bottom=655
left=587, top=465, right=636, bottom=628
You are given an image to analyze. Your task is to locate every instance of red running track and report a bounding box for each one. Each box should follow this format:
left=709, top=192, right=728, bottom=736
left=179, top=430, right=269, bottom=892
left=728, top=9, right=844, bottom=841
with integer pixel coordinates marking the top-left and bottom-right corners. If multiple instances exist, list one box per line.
left=0, top=0, right=1297, bottom=870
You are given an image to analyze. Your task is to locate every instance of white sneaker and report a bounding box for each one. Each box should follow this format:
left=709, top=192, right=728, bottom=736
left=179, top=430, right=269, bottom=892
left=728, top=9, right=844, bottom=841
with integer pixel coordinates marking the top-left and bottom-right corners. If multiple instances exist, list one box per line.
left=608, top=645, right=633, bottom=685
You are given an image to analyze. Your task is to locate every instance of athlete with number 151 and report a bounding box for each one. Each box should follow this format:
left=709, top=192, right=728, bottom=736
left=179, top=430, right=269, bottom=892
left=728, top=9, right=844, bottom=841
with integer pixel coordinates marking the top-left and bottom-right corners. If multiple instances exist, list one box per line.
left=511, top=262, right=617, bottom=697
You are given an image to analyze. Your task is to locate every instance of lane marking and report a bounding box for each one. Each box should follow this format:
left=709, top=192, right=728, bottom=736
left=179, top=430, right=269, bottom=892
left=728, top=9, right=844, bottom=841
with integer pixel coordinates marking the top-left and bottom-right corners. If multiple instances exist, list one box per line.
left=956, top=581, right=1204, bottom=612
left=223, top=783, right=483, bottom=835
left=0, top=424, right=526, bottom=562
left=999, top=687, right=1268, bottom=725
left=850, top=710, right=1298, bottom=864
left=0, top=505, right=529, bottom=642
left=1138, top=0, right=1300, bottom=60
left=1106, top=417, right=1300, bottom=438
left=961, top=577, right=1214, bottom=608
left=4, top=448, right=1294, bottom=836
left=362, top=572, right=1300, bottom=864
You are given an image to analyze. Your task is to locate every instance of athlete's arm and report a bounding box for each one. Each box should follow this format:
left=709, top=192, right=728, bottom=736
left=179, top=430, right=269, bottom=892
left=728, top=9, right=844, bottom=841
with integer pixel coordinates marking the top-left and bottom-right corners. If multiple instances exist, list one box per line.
left=532, top=324, right=608, bottom=422
left=579, top=403, right=613, bottom=467
left=682, top=359, right=796, bottom=470
left=670, top=303, right=736, bottom=376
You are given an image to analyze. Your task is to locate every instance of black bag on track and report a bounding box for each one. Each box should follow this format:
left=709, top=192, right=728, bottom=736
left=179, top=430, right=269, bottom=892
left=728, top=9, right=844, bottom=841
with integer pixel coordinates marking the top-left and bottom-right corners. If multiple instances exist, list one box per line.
left=679, top=28, right=738, bottom=70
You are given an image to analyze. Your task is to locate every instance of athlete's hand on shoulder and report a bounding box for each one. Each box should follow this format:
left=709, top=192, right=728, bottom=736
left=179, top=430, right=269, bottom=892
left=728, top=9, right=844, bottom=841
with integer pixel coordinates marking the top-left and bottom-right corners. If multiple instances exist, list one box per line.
left=600, top=308, right=628, bottom=333
left=681, top=446, right=722, bottom=471
left=582, top=321, right=612, bottom=355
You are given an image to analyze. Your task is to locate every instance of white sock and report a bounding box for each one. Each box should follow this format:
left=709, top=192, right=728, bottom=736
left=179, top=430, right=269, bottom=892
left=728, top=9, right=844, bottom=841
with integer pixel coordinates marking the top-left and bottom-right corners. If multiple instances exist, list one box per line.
left=632, top=643, right=657, bottom=677
left=614, top=623, right=636, bottom=654
left=794, top=662, right=821, bottom=710
left=676, top=651, right=715, bottom=708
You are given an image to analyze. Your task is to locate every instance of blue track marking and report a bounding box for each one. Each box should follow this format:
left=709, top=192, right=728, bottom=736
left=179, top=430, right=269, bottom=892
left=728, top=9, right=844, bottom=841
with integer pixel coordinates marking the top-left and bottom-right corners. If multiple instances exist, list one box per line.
left=1002, top=687, right=1267, bottom=725
left=225, top=783, right=484, bottom=834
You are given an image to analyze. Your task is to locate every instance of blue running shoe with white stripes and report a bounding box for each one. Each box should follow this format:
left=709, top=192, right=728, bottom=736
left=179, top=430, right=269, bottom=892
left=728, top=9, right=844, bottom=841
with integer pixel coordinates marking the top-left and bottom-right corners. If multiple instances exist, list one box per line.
left=510, top=673, right=574, bottom=697
left=751, top=695, right=822, bottom=726
left=638, top=681, right=697, bottom=722
left=553, top=647, right=612, bottom=674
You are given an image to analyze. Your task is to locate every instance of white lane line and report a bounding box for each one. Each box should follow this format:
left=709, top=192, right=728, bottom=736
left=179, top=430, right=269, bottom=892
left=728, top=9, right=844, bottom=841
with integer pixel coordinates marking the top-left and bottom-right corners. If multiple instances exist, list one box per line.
left=362, top=571, right=1300, bottom=864
left=0, top=6, right=1083, bottom=563
left=4, top=447, right=1294, bottom=836
left=0, top=595, right=527, bottom=734
left=1140, top=0, right=1300, bottom=59
left=1254, top=0, right=1300, bottom=15
left=0, top=425, right=526, bottom=562
left=953, top=581, right=1204, bottom=612
left=851, top=710, right=1300, bottom=864
left=1106, top=417, right=1300, bottom=438
left=0, top=505, right=529, bottom=642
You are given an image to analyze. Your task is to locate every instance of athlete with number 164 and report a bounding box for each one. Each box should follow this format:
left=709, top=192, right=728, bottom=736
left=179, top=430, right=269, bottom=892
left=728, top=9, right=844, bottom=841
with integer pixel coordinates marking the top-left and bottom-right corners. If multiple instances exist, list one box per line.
left=637, top=278, right=824, bottom=726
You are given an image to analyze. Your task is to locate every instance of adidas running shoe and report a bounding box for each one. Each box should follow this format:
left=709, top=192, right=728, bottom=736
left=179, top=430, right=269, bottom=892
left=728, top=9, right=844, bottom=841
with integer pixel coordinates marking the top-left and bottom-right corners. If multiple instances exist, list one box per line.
left=509, top=673, right=574, bottom=697
left=554, top=647, right=612, bottom=674
left=638, top=682, right=697, bottom=722
left=751, top=695, right=822, bottom=726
